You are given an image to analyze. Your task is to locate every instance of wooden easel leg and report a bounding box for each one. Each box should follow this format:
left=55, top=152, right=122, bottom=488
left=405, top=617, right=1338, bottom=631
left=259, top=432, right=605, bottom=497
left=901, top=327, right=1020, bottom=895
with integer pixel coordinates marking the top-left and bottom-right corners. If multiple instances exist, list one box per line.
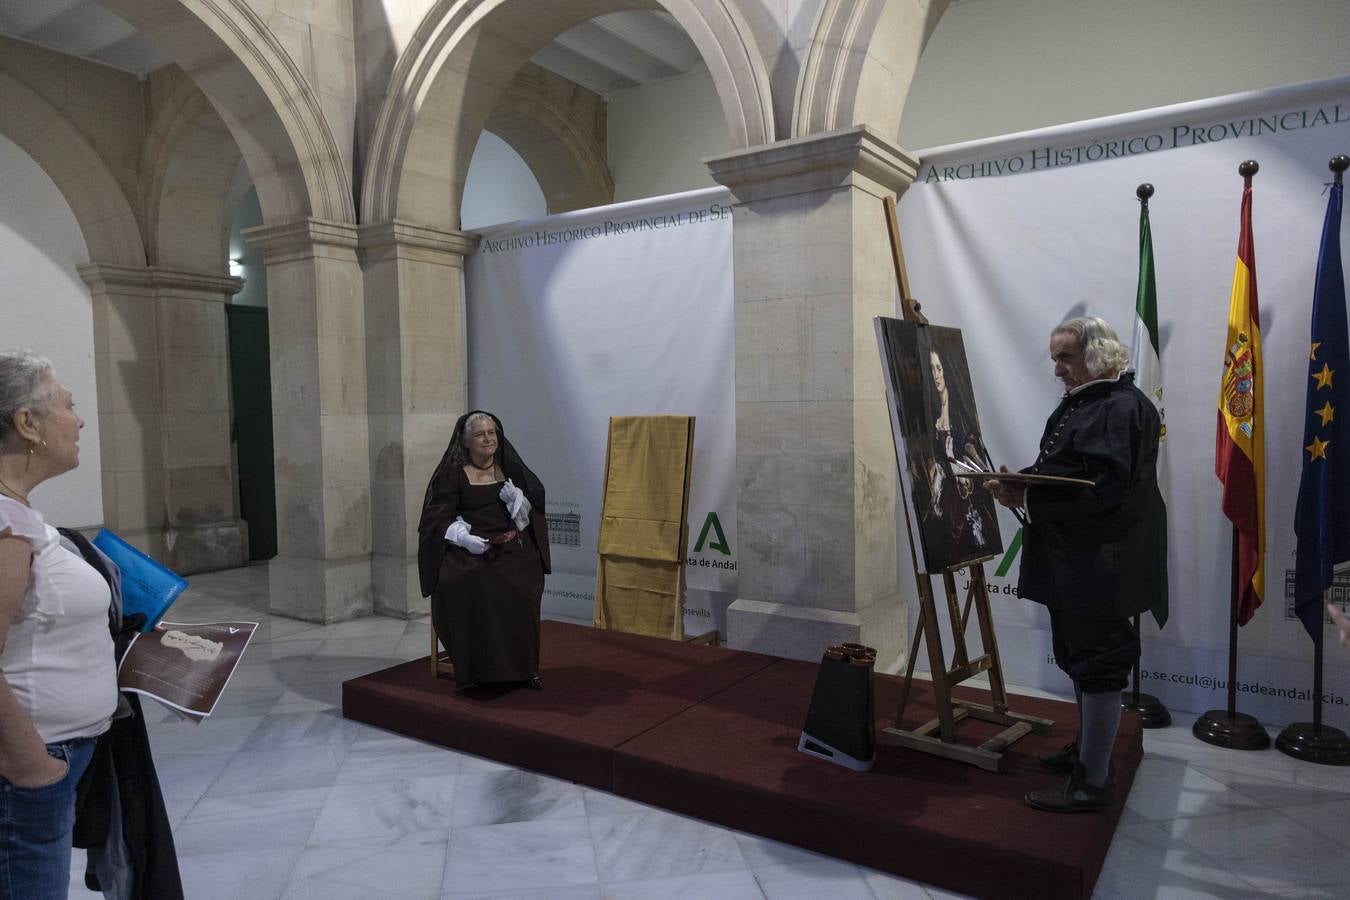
left=917, top=577, right=956, bottom=741
left=895, top=603, right=927, bottom=727
left=969, top=565, right=1009, bottom=709
left=943, top=571, right=969, bottom=668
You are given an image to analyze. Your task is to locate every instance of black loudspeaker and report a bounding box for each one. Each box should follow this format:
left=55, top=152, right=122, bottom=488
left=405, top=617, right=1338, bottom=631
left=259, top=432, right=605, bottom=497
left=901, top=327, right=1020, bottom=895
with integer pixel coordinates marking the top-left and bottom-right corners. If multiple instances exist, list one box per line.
left=798, top=643, right=877, bottom=771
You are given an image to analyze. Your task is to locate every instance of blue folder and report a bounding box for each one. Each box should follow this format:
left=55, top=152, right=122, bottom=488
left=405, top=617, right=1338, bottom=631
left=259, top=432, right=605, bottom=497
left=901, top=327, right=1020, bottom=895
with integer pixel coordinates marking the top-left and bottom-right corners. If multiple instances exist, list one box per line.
left=92, top=529, right=189, bottom=632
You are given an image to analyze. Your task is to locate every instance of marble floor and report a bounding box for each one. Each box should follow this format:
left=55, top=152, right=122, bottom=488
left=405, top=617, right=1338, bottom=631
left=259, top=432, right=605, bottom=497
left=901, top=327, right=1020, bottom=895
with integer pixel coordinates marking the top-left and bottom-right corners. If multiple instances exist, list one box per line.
left=70, top=565, right=1350, bottom=899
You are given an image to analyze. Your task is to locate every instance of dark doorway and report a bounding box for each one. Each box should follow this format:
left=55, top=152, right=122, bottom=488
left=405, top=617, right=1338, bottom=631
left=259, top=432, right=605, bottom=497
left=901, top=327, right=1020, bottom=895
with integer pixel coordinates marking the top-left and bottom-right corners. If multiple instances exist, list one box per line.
left=226, top=304, right=277, bottom=560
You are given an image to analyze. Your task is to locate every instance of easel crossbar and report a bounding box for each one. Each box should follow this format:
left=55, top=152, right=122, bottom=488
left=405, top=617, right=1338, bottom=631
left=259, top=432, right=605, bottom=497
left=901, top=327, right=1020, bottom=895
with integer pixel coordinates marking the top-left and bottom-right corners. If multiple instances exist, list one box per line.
left=945, top=656, right=994, bottom=684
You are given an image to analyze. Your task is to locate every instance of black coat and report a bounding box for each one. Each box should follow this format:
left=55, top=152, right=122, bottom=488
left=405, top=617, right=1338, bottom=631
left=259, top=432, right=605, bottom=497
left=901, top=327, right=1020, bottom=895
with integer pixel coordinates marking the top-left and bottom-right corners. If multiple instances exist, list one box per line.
left=1016, top=374, right=1166, bottom=620
left=60, top=528, right=184, bottom=900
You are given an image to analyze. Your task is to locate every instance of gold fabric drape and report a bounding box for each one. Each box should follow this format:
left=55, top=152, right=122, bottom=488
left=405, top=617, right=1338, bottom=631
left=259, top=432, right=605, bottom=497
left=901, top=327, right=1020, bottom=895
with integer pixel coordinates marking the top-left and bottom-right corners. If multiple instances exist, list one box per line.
left=593, top=416, right=695, bottom=639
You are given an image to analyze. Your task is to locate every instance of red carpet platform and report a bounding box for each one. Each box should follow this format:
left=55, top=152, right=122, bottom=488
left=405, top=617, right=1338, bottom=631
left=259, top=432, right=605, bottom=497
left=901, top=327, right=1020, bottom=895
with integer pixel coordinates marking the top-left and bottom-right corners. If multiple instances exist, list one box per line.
left=343, top=620, right=1142, bottom=900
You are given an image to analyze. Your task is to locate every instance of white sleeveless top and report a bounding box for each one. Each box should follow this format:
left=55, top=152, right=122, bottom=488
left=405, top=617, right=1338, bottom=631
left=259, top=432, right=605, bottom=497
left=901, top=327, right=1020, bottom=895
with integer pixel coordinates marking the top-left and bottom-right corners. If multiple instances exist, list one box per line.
left=0, top=496, right=117, bottom=743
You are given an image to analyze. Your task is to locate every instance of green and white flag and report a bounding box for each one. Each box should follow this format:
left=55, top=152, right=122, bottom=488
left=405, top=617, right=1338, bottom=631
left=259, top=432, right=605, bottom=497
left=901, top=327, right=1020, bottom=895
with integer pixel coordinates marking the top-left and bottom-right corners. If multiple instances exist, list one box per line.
left=1131, top=194, right=1169, bottom=629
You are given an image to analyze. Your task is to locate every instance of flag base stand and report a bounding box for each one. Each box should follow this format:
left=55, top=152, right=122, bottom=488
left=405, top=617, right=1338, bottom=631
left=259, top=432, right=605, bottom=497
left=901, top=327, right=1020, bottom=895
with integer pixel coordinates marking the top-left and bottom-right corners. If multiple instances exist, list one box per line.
left=1196, top=525, right=1269, bottom=751
left=1276, top=622, right=1350, bottom=765
left=1192, top=710, right=1270, bottom=750
left=1275, top=722, right=1350, bottom=765
left=1121, top=690, right=1171, bottom=728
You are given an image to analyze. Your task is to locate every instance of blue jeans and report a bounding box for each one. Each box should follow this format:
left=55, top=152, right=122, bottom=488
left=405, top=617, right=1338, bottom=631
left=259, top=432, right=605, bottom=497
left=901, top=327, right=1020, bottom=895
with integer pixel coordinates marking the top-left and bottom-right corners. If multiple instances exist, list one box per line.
left=0, top=737, right=96, bottom=900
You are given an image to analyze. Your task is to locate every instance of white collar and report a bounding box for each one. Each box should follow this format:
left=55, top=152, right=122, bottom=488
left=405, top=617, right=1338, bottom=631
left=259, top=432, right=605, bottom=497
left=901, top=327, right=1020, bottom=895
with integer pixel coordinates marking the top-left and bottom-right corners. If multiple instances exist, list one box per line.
left=1065, top=370, right=1123, bottom=397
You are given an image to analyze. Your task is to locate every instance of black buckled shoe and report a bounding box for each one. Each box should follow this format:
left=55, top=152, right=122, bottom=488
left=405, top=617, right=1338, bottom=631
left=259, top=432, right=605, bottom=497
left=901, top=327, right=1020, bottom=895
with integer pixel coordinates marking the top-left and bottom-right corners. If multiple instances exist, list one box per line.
left=1038, top=741, right=1078, bottom=773
left=1024, top=763, right=1116, bottom=813
left=524, top=675, right=543, bottom=691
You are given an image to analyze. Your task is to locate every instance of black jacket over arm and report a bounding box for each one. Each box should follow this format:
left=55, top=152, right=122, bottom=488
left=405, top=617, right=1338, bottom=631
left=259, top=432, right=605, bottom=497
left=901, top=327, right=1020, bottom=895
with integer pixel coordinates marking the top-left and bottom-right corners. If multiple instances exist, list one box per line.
left=61, top=528, right=183, bottom=900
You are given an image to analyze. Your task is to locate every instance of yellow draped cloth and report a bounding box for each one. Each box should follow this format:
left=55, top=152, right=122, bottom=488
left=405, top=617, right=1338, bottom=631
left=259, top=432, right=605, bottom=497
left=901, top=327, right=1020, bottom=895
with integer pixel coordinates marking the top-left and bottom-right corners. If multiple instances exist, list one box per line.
left=593, top=416, right=695, bottom=640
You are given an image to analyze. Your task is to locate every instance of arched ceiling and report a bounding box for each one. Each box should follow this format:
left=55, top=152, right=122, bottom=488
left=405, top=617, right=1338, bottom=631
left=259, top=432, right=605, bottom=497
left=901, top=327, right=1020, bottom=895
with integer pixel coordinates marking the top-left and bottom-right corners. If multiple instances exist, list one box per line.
left=0, top=0, right=171, bottom=74
left=0, top=2, right=703, bottom=96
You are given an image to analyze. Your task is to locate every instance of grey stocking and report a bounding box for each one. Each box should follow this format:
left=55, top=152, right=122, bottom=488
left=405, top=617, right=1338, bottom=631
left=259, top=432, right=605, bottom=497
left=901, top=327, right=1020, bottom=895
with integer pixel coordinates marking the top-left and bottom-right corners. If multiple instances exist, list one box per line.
left=1078, top=690, right=1121, bottom=788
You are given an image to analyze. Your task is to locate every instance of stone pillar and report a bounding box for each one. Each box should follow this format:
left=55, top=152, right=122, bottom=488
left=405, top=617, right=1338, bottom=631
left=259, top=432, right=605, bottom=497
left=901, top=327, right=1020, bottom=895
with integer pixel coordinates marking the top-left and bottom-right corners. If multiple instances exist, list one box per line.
left=358, top=221, right=476, bottom=618
left=242, top=219, right=373, bottom=623
left=706, top=126, right=918, bottom=669
left=78, top=263, right=247, bottom=573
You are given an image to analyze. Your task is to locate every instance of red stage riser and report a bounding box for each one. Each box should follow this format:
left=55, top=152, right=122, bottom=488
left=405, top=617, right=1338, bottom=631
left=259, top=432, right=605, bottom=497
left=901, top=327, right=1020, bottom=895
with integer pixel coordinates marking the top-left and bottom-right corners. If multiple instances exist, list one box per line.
left=611, top=659, right=1142, bottom=900
left=343, top=621, right=1140, bottom=900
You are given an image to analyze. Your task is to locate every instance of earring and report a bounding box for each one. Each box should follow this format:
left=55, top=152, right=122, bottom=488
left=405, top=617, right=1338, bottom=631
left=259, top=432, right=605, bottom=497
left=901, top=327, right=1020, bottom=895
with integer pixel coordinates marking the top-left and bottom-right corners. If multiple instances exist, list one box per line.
left=25, top=438, right=45, bottom=471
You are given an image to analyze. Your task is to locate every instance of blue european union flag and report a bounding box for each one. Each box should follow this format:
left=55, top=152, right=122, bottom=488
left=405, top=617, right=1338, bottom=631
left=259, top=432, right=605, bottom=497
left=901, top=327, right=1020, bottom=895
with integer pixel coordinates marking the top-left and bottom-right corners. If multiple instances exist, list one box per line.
left=1294, top=175, right=1350, bottom=640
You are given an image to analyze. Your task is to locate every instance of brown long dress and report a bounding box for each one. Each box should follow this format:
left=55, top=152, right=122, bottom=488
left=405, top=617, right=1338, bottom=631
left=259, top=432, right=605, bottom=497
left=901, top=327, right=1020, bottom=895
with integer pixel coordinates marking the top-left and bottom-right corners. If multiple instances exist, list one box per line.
left=429, top=470, right=544, bottom=686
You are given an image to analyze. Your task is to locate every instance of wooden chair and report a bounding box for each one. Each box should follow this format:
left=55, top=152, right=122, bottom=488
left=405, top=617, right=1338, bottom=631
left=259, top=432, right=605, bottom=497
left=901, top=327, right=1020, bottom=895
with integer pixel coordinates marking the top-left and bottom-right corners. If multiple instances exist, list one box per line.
left=429, top=620, right=454, bottom=678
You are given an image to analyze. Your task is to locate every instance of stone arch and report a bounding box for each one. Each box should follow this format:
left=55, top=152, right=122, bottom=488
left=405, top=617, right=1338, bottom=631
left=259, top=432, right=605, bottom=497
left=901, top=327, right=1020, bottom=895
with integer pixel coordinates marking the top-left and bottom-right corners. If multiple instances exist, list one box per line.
left=98, top=0, right=354, bottom=225
left=792, top=0, right=950, bottom=139
left=141, top=76, right=246, bottom=273
left=0, top=72, right=144, bottom=267
left=362, top=0, right=773, bottom=229
left=485, top=64, right=614, bottom=214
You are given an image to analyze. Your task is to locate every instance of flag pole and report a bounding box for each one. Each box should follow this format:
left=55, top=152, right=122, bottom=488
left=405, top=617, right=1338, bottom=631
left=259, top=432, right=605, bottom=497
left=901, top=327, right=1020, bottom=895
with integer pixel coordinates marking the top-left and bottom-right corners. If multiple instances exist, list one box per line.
left=1276, top=155, right=1350, bottom=766
left=1193, top=160, right=1271, bottom=751
left=1122, top=182, right=1171, bottom=727
left=1193, top=533, right=1269, bottom=749
left=1276, top=599, right=1350, bottom=764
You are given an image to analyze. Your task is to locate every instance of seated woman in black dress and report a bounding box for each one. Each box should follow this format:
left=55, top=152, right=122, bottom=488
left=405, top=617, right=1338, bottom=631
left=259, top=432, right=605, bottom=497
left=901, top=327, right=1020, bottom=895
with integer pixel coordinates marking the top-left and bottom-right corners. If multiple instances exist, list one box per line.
left=417, top=410, right=550, bottom=689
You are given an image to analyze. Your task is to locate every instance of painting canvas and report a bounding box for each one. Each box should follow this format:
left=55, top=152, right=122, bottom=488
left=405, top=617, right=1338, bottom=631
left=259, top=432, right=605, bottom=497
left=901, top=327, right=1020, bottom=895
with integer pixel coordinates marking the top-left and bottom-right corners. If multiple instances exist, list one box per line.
left=875, top=317, right=1003, bottom=574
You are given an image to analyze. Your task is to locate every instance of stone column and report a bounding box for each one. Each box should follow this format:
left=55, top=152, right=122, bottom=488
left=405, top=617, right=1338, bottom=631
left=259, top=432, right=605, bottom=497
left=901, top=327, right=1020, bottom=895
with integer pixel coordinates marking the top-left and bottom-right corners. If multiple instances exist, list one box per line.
left=358, top=221, right=477, bottom=618
left=706, top=126, right=918, bottom=669
left=78, top=263, right=247, bottom=573
left=242, top=219, right=373, bottom=623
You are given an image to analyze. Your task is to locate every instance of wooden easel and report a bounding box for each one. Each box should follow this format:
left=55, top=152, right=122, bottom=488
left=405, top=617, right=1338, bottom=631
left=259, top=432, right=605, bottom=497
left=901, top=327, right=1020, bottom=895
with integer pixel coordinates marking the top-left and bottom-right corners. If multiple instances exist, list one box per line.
left=875, top=196, right=1053, bottom=772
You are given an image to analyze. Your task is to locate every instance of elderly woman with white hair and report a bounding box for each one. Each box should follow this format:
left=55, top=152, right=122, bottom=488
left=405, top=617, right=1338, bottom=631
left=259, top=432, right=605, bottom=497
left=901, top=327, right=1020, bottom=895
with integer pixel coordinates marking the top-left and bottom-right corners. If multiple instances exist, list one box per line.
left=418, top=410, right=551, bottom=690
left=987, top=317, right=1165, bottom=814
left=0, top=350, right=118, bottom=897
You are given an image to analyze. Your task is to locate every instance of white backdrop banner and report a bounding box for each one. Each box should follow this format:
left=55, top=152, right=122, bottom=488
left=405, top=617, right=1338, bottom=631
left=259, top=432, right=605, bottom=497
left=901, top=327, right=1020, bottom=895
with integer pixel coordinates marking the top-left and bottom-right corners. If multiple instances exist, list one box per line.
left=465, top=188, right=737, bottom=636
left=897, top=76, right=1350, bottom=725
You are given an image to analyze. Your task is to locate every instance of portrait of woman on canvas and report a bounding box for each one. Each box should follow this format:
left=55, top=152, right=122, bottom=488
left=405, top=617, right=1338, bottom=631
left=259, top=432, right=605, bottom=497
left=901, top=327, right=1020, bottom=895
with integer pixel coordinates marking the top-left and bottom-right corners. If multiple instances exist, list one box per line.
left=877, top=320, right=1002, bottom=574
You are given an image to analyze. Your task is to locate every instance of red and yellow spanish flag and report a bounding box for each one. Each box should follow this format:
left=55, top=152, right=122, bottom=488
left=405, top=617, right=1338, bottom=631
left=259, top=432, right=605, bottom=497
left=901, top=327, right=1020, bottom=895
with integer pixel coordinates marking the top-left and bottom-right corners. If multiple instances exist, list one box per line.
left=1216, top=178, right=1265, bottom=625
